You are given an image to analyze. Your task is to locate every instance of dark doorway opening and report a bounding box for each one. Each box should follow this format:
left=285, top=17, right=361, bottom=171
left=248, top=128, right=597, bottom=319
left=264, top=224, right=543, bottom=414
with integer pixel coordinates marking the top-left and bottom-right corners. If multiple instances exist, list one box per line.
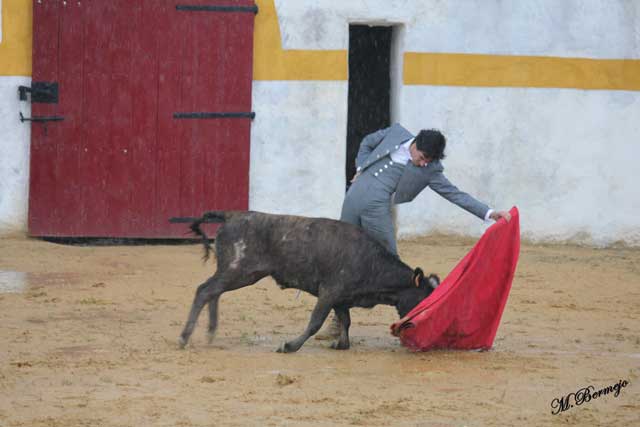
left=346, top=25, right=392, bottom=189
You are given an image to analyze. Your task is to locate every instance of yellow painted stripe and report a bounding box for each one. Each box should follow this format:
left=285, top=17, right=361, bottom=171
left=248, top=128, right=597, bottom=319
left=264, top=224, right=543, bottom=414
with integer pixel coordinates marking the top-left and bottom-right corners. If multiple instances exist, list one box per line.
left=254, top=0, right=640, bottom=91
left=404, top=52, right=640, bottom=90
left=0, top=0, right=32, bottom=76
left=2, top=0, right=639, bottom=91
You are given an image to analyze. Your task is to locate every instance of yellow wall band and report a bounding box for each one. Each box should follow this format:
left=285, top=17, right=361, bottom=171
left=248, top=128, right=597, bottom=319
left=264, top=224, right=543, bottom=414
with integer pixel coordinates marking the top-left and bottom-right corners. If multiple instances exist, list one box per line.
left=254, top=0, right=640, bottom=91
left=0, top=0, right=32, bottom=76
left=404, top=52, right=640, bottom=90
left=2, top=0, right=639, bottom=91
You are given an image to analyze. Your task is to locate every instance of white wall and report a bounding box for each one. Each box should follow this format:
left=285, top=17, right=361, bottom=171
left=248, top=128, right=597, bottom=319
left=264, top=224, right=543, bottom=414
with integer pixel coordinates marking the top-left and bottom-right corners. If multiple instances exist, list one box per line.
left=0, top=77, right=31, bottom=234
left=397, top=86, right=640, bottom=245
left=252, top=0, right=640, bottom=246
left=274, top=0, right=640, bottom=58
left=250, top=81, right=348, bottom=219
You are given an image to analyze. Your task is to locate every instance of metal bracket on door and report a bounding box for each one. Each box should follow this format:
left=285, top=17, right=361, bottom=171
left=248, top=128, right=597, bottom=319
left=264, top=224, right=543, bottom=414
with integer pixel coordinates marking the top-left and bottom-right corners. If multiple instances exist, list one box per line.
left=19, top=112, right=65, bottom=123
left=19, top=112, right=64, bottom=136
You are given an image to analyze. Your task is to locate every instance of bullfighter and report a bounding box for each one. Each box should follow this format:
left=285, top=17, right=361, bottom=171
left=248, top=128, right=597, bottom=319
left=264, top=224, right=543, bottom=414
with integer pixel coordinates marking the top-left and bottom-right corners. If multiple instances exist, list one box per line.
left=341, top=123, right=511, bottom=255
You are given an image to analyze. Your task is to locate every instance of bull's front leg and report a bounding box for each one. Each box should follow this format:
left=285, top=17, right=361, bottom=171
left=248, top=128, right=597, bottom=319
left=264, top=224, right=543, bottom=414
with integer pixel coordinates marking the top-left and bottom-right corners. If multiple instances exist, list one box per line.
left=276, top=298, right=333, bottom=353
left=330, top=306, right=351, bottom=350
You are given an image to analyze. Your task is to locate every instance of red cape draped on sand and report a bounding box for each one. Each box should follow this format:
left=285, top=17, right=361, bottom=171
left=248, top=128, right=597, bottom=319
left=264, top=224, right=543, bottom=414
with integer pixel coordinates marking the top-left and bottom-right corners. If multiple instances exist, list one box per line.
left=391, top=207, right=520, bottom=351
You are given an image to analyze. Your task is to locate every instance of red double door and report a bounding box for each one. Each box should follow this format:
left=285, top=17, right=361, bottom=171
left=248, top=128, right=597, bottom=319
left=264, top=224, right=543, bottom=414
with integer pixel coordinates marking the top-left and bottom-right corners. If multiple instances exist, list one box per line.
left=28, top=0, right=256, bottom=237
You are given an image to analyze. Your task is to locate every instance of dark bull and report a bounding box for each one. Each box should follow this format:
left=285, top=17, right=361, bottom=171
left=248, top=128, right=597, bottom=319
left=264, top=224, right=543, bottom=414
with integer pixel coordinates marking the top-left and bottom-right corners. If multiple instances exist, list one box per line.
left=174, top=211, right=439, bottom=353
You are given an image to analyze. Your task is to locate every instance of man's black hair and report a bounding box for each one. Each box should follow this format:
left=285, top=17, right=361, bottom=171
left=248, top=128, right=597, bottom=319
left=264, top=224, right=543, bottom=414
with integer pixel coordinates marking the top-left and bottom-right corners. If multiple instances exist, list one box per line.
left=414, top=129, right=446, bottom=160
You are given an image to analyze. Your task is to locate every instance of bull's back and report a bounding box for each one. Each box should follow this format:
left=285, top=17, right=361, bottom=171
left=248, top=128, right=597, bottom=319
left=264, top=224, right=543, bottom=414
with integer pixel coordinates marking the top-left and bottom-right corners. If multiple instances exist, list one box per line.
left=267, top=214, right=384, bottom=261
left=233, top=212, right=399, bottom=284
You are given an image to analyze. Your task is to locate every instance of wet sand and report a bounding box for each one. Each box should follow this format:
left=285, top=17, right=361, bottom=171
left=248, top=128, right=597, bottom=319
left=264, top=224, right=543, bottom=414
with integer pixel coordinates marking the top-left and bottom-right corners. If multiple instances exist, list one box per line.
left=0, top=234, right=638, bottom=426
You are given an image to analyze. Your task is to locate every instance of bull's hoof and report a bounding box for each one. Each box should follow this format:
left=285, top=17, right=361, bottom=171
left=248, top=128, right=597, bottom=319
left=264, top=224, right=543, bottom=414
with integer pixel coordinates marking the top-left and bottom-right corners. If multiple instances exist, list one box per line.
left=178, top=336, right=188, bottom=349
left=330, top=340, right=350, bottom=350
left=276, top=342, right=295, bottom=353
left=206, top=331, right=216, bottom=345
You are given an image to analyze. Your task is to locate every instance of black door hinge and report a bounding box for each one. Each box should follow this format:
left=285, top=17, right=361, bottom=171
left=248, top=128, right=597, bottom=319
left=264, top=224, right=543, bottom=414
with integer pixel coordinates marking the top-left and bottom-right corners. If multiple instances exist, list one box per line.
left=173, top=112, right=255, bottom=120
left=176, top=4, right=258, bottom=14
left=18, top=82, right=59, bottom=103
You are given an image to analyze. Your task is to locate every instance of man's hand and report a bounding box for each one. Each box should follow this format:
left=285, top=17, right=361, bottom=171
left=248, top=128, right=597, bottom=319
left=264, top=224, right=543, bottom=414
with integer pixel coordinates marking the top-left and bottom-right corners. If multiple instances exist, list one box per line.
left=350, top=171, right=361, bottom=183
left=490, top=210, right=511, bottom=222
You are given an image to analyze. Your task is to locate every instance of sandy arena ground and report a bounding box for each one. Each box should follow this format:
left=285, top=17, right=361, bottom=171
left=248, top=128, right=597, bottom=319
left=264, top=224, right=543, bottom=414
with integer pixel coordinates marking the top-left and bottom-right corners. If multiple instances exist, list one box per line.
left=0, top=233, right=638, bottom=426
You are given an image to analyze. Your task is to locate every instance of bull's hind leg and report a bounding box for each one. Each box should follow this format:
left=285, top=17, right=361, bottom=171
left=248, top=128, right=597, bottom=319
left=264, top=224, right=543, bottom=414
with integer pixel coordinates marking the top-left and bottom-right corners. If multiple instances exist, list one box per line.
left=204, top=270, right=265, bottom=343
left=206, top=300, right=219, bottom=344
left=276, top=298, right=333, bottom=353
left=178, top=270, right=267, bottom=348
left=330, top=306, right=351, bottom=350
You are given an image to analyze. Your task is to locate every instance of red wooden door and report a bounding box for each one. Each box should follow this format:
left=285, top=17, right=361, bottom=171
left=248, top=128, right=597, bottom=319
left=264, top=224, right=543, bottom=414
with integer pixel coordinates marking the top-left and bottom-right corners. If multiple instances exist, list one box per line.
left=28, top=0, right=255, bottom=238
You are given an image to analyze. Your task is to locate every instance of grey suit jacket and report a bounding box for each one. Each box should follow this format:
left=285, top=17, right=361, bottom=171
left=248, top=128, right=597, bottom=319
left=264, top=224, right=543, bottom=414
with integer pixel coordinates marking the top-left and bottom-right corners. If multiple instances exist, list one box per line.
left=355, top=123, right=490, bottom=219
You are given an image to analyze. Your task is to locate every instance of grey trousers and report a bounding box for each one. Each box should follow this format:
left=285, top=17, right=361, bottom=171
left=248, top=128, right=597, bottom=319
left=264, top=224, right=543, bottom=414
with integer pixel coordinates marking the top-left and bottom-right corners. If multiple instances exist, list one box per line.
left=340, top=173, right=398, bottom=255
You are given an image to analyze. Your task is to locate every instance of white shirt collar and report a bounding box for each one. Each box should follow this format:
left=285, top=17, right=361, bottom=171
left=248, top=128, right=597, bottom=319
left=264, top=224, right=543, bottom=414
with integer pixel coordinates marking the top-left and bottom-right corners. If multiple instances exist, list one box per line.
left=390, top=138, right=414, bottom=164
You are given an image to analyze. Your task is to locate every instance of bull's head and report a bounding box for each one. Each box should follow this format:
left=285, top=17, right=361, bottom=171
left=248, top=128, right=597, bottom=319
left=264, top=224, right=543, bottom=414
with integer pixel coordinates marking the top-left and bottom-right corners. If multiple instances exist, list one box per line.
left=395, top=268, right=440, bottom=318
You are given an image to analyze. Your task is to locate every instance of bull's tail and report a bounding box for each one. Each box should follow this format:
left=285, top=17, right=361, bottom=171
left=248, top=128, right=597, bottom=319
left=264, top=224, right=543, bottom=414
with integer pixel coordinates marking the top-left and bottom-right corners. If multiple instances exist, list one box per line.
left=192, top=211, right=229, bottom=261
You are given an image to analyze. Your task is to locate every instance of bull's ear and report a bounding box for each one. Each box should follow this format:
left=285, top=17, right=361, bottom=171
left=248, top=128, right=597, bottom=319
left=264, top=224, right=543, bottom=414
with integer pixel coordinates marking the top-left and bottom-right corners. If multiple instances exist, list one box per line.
left=413, top=268, right=425, bottom=288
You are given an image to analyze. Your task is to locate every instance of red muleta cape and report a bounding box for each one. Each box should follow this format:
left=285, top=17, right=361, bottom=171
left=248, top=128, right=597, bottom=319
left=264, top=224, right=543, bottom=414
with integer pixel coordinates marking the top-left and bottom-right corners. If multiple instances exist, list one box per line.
left=391, top=207, right=520, bottom=351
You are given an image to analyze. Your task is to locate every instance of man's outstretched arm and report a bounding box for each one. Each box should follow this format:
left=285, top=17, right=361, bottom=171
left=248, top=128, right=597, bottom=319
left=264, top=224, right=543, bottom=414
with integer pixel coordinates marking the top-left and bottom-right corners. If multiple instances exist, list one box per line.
left=429, top=171, right=510, bottom=222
